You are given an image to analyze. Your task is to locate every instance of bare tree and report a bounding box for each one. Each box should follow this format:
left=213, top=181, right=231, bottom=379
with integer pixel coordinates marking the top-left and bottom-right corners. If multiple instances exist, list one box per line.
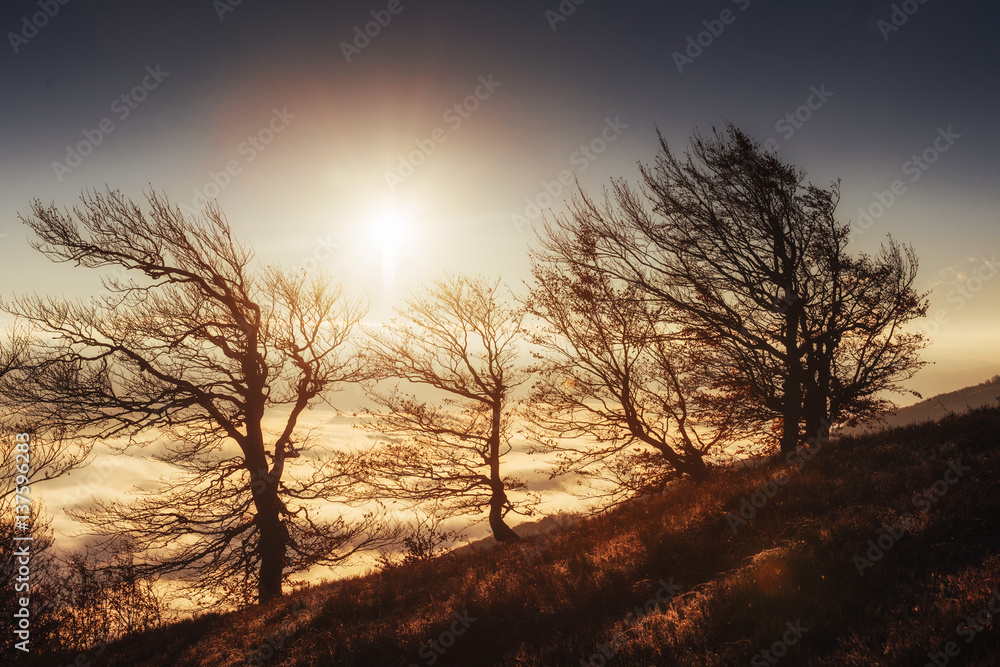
left=536, top=124, right=928, bottom=453
left=375, top=505, right=465, bottom=568
left=56, top=538, right=165, bottom=647
left=523, top=263, right=749, bottom=505
left=352, top=275, right=532, bottom=543
left=2, top=189, right=392, bottom=605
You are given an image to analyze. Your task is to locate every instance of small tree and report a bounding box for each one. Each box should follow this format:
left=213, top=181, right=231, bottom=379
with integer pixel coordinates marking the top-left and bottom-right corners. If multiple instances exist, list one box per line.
left=523, top=264, right=748, bottom=506
left=375, top=507, right=464, bottom=568
left=352, top=275, right=532, bottom=543
left=55, top=539, right=165, bottom=648
left=0, top=500, right=64, bottom=661
left=798, top=230, right=928, bottom=432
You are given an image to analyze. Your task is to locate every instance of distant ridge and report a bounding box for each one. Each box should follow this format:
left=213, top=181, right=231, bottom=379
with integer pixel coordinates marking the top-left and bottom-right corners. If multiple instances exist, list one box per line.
left=869, top=374, right=1000, bottom=431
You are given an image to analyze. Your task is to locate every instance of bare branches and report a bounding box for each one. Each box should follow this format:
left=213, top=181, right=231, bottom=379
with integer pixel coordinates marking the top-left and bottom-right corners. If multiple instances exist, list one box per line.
left=2, top=188, right=384, bottom=605
left=0, top=326, right=93, bottom=496
left=532, top=124, right=928, bottom=454
left=351, top=274, right=532, bottom=542
left=522, top=257, right=746, bottom=509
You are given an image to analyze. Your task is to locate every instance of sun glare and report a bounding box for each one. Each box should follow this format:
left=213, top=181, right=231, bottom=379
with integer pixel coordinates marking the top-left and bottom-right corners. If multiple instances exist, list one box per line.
left=369, top=203, right=411, bottom=252
left=368, top=201, right=413, bottom=290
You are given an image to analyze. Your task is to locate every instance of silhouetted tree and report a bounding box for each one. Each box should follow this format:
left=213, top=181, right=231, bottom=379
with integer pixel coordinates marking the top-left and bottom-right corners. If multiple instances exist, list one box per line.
left=536, top=124, right=928, bottom=453
left=2, top=189, right=393, bottom=605
left=55, top=538, right=165, bottom=648
left=523, top=264, right=750, bottom=504
left=351, top=275, right=532, bottom=543
left=375, top=505, right=464, bottom=568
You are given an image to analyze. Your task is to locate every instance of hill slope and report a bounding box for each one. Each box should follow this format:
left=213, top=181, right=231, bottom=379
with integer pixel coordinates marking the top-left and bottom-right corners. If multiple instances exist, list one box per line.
left=47, top=406, right=1000, bottom=666
left=866, top=374, right=1000, bottom=431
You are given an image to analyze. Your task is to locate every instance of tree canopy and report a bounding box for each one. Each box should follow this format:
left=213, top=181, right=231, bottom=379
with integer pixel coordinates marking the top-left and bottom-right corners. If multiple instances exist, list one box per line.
left=533, top=124, right=928, bottom=452
left=2, top=189, right=393, bottom=605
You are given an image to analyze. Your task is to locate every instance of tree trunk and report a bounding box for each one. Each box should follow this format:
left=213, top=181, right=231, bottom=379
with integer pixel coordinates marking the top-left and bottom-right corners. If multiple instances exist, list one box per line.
left=781, top=305, right=803, bottom=455
left=489, top=484, right=520, bottom=543
left=803, top=342, right=832, bottom=440
left=801, top=378, right=823, bottom=443
left=487, top=399, right=519, bottom=543
left=677, top=454, right=709, bottom=481
left=635, top=428, right=710, bottom=483
left=802, top=395, right=826, bottom=444
left=252, top=474, right=286, bottom=604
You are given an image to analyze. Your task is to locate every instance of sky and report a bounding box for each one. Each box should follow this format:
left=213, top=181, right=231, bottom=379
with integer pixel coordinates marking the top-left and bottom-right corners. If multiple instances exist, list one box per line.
left=1, top=0, right=999, bottom=554
left=2, top=0, right=998, bottom=395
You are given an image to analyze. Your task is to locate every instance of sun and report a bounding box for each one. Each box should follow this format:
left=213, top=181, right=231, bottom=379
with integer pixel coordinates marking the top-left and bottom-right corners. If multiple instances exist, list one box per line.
left=368, top=202, right=411, bottom=252
left=367, top=201, right=413, bottom=287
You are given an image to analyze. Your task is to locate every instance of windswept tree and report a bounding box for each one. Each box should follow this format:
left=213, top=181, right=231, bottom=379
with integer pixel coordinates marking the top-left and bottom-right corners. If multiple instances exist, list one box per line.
left=2, top=189, right=392, bottom=605
left=351, top=275, right=532, bottom=543
left=537, top=124, right=928, bottom=453
left=523, top=264, right=749, bottom=505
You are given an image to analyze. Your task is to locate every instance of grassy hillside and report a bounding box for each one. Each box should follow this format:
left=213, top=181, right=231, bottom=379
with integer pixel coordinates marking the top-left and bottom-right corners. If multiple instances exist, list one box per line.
left=46, top=406, right=1000, bottom=666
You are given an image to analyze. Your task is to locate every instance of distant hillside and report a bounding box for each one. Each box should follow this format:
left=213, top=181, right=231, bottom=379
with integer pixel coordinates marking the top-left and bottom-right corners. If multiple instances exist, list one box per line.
left=874, top=374, right=1000, bottom=430
left=35, top=404, right=1000, bottom=666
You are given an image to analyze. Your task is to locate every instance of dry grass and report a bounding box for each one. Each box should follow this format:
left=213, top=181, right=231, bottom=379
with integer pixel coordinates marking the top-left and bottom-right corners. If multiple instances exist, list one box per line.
left=37, top=406, right=1000, bottom=666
